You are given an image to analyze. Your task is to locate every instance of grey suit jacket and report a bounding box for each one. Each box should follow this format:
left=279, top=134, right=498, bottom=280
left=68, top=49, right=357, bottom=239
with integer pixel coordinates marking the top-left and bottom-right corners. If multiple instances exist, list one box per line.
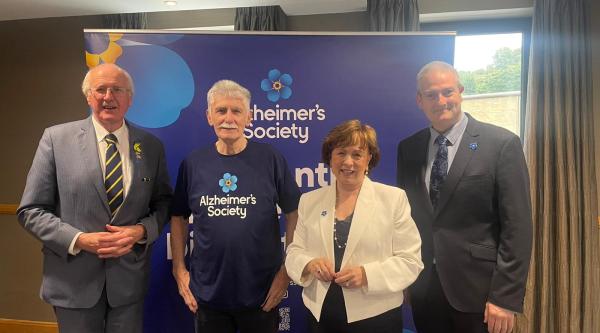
left=18, top=116, right=172, bottom=308
left=397, top=113, right=532, bottom=313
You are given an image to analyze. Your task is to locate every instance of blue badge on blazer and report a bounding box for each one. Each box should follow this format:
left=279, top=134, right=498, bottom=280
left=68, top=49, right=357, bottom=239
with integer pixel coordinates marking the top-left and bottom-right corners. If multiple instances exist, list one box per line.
left=469, top=142, right=478, bottom=150
left=321, top=211, right=327, bottom=216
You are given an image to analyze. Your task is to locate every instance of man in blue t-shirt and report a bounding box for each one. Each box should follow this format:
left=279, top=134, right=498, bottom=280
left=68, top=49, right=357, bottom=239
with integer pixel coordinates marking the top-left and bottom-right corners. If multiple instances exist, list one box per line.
left=170, top=79, right=300, bottom=333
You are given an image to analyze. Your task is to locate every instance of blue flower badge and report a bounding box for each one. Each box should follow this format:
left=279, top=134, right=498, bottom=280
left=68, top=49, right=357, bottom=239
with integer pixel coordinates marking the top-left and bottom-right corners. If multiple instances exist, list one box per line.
left=469, top=142, right=478, bottom=150
left=261, top=69, right=293, bottom=102
left=219, top=173, right=238, bottom=193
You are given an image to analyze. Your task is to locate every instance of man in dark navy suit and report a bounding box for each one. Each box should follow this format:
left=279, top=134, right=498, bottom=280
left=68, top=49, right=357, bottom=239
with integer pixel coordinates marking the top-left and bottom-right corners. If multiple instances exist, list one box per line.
left=397, top=61, right=532, bottom=333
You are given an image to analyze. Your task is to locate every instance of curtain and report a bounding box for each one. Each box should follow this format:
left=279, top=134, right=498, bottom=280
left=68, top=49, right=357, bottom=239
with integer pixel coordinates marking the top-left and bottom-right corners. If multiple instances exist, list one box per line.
left=235, top=6, right=287, bottom=31
left=367, top=0, right=419, bottom=31
left=520, top=0, right=599, bottom=332
left=103, top=13, right=148, bottom=29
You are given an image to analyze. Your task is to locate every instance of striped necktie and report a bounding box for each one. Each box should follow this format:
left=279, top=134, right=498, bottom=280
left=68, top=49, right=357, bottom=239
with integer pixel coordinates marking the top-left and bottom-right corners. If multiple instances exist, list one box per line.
left=429, top=134, right=449, bottom=208
left=104, top=133, right=123, bottom=217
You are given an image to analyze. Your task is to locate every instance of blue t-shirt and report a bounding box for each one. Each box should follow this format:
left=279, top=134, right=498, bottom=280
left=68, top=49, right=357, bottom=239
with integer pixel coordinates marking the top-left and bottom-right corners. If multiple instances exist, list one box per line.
left=171, top=141, right=301, bottom=309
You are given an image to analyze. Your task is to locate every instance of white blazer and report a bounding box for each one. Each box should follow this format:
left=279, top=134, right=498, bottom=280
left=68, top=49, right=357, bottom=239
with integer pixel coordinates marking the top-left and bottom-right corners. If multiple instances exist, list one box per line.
left=285, top=177, right=423, bottom=323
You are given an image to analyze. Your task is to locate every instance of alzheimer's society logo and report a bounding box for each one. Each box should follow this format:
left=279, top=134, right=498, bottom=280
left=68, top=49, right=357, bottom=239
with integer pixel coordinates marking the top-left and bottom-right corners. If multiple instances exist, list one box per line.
left=219, top=173, right=238, bottom=193
left=247, top=68, right=326, bottom=144
left=261, top=69, right=293, bottom=102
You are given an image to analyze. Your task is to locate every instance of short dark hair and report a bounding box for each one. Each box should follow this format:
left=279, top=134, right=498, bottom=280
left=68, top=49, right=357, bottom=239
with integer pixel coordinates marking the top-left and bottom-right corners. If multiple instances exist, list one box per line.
left=321, top=119, right=380, bottom=171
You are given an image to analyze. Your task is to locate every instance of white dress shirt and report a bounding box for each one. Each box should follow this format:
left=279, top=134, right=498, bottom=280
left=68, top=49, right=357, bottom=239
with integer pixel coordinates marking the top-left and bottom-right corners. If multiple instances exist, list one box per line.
left=68, top=117, right=132, bottom=255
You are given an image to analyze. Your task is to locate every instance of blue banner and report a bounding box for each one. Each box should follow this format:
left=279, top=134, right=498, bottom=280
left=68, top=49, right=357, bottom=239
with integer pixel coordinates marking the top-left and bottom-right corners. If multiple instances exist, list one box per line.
left=84, top=30, right=454, bottom=333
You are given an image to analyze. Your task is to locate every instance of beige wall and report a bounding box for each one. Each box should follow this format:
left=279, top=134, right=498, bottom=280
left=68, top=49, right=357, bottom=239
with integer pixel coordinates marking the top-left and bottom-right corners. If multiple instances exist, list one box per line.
left=0, top=15, right=103, bottom=321
left=0, top=0, right=597, bottom=323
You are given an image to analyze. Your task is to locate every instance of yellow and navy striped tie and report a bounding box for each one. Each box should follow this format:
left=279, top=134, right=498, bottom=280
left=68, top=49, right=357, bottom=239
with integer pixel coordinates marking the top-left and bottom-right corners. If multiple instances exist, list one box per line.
left=104, top=133, right=123, bottom=217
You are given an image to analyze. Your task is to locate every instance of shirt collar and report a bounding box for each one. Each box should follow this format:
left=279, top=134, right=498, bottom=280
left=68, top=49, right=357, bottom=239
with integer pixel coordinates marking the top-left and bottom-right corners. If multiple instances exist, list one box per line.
left=91, top=116, right=128, bottom=144
left=429, top=112, right=468, bottom=146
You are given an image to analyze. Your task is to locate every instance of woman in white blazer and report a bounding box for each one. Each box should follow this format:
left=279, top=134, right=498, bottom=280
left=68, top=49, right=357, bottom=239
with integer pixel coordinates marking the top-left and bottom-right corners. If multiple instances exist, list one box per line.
left=285, top=120, right=423, bottom=332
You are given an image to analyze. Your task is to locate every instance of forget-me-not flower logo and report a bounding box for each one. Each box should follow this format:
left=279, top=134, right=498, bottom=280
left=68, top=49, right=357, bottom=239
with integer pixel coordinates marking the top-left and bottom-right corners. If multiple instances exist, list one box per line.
left=261, top=69, right=293, bottom=102
left=219, top=173, right=238, bottom=193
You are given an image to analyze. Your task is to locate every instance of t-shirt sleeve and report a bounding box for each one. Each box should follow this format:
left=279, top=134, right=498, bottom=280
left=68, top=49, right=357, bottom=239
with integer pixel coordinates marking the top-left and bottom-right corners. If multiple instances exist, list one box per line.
left=170, top=159, right=191, bottom=218
left=273, top=149, right=301, bottom=214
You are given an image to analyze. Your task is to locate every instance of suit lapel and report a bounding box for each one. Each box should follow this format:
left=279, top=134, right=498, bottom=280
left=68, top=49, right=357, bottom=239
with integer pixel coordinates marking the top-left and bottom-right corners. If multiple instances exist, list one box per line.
left=434, top=115, right=480, bottom=217
left=79, top=117, right=111, bottom=215
left=412, top=129, right=435, bottom=216
left=341, top=178, right=375, bottom=268
left=319, top=185, right=336, bottom=262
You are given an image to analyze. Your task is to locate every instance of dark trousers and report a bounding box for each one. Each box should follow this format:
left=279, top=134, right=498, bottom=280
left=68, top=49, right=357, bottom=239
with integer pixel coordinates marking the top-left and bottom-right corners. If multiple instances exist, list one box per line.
left=195, top=305, right=278, bottom=333
left=54, top=287, right=144, bottom=333
left=411, top=265, right=487, bottom=333
left=308, top=283, right=403, bottom=333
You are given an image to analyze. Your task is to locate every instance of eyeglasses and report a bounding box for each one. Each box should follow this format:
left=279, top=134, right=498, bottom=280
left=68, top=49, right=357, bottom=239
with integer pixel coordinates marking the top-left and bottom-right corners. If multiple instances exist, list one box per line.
left=420, top=88, right=458, bottom=101
left=90, top=86, right=129, bottom=98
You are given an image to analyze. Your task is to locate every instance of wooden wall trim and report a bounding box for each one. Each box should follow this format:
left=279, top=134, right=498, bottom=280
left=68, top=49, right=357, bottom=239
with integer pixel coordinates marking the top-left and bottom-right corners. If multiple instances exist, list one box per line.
left=0, top=319, right=58, bottom=333
left=0, top=204, right=18, bottom=215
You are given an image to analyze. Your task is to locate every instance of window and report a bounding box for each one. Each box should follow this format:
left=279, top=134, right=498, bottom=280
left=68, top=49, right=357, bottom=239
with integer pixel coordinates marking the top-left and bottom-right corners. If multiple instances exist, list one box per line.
left=456, top=33, right=522, bottom=135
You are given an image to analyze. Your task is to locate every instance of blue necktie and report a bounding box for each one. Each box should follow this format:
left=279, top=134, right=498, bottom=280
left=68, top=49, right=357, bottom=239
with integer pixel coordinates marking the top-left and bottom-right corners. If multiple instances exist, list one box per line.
left=429, top=134, right=449, bottom=208
left=104, top=134, right=124, bottom=217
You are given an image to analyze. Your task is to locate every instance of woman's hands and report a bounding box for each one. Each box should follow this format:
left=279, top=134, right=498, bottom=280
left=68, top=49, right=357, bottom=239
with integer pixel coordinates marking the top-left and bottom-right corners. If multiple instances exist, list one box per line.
left=304, top=258, right=367, bottom=288
left=334, top=265, right=367, bottom=289
left=305, top=258, right=335, bottom=281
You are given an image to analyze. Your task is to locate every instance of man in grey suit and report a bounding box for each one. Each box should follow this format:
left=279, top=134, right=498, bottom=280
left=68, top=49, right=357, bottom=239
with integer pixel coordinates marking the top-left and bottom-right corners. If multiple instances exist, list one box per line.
left=17, top=63, right=172, bottom=333
left=397, top=61, right=532, bottom=333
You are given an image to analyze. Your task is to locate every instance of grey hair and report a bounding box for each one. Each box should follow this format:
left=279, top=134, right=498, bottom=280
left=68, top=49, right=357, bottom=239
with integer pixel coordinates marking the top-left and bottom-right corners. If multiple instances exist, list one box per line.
left=207, top=80, right=251, bottom=111
left=81, top=63, right=135, bottom=96
left=416, top=61, right=463, bottom=92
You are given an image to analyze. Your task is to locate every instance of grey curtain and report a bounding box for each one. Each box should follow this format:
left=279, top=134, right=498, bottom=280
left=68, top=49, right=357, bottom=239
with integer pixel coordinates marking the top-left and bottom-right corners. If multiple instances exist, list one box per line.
left=235, top=6, right=287, bottom=31
left=520, top=0, right=599, bottom=332
left=367, top=0, right=419, bottom=31
left=103, top=13, right=148, bottom=29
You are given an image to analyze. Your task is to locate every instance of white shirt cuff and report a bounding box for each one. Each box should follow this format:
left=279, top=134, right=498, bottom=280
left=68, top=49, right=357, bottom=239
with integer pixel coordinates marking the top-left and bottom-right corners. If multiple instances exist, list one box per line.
left=68, top=232, right=84, bottom=255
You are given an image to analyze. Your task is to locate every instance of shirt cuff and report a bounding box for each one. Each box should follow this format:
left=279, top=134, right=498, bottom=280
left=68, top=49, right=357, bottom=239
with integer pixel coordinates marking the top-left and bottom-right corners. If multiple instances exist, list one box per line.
left=68, top=232, right=84, bottom=255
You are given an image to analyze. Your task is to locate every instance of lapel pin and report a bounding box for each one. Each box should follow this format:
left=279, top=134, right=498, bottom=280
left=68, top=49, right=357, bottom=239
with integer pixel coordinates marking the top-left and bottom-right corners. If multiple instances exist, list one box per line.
left=133, top=142, right=143, bottom=160
left=469, top=142, right=478, bottom=150
left=321, top=211, right=327, bottom=216
left=142, top=177, right=151, bottom=182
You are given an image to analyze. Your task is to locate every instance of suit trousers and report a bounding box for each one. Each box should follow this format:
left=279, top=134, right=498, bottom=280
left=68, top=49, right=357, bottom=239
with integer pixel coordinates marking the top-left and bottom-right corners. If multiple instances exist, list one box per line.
left=411, top=265, right=487, bottom=333
left=54, top=287, right=144, bottom=333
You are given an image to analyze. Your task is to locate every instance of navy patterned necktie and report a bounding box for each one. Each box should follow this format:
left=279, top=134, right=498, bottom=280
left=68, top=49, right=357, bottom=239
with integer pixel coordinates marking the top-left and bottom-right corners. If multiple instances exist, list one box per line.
left=429, top=134, right=449, bottom=208
left=104, top=134, right=124, bottom=217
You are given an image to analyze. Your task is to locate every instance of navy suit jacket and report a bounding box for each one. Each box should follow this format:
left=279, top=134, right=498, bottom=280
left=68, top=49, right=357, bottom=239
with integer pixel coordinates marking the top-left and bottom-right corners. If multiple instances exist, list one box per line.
left=18, top=116, right=172, bottom=308
left=397, top=113, right=532, bottom=312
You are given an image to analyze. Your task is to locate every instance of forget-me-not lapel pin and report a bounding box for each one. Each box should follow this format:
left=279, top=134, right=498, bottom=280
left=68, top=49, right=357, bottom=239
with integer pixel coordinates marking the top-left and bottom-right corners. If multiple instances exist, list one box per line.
left=469, top=142, right=478, bottom=150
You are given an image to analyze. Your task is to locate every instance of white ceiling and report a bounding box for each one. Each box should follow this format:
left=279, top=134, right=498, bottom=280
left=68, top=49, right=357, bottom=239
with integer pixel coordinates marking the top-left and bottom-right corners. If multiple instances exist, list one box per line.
left=0, top=0, right=367, bottom=22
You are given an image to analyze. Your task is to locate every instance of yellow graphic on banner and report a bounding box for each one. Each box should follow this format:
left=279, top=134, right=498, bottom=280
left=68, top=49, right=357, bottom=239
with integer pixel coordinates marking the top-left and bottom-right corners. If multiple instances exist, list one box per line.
left=86, top=33, right=124, bottom=68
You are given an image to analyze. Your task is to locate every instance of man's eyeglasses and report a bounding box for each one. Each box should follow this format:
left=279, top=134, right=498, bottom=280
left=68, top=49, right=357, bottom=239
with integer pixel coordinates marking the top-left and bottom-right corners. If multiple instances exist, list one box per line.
left=91, top=86, right=129, bottom=97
